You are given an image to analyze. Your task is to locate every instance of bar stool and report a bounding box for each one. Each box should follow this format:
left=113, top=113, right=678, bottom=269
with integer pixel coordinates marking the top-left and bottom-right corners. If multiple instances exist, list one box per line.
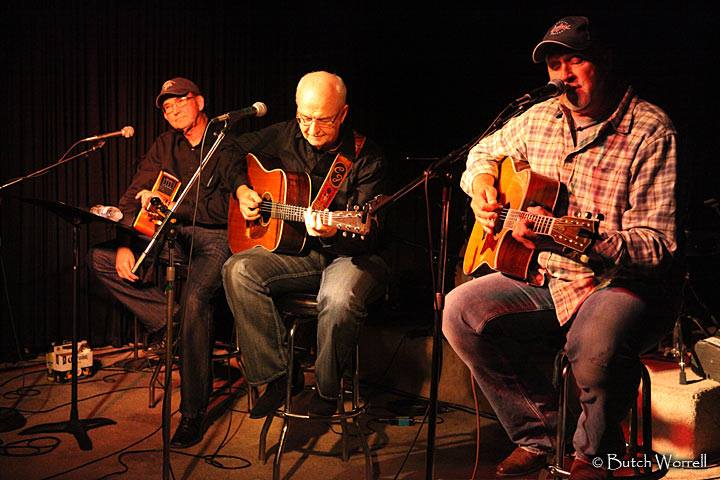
left=549, top=350, right=668, bottom=480
left=257, top=293, right=372, bottom=480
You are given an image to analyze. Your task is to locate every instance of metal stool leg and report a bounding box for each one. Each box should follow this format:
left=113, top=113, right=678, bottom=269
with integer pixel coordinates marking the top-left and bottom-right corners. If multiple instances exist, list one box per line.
left=551, top=351, right=667, bottom=480
left=273, top=419, right=290, bottom=480
left=149, top=361, right=164, bottom=408
left=235, top=325, right=259, bottom=414
left=628, top=364, right=656, bottom=477
left=261, top=294, right=374, bottom=478
left=271, top=316, right=299, bottom=480
left=133, top=315, right=140, bottom=360
left=640, top=364, right=652, bottom=456
left=339, top=390, right=349, bottom=461
left=353, top=343, right=373, bottom=480
left=550, top=351, right=571, bottom=479
left=259, top=414, right=274, bottom=463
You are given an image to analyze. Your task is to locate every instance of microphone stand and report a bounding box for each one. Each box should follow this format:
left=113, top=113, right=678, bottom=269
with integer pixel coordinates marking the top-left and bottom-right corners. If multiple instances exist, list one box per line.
left=130, top=119, right=230, bottom=480
left=161, top=222, right=178, bottom=480
left=369, top=97, right=535, bottom=479
left=131, top=120, right=227, bottom=276
left=7, top=138, right=116, bottom=450
left=0, top=141, right=107, bottom=192
left=369, top=146, right=468, bottom=480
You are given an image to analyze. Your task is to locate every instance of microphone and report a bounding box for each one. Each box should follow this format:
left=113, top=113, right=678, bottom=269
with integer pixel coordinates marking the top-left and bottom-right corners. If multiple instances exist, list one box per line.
left=512, top=80, right=566, bottom=106
left=212, top=102, right=268, bottom=122
left=82, top=126, right=135, bottom=142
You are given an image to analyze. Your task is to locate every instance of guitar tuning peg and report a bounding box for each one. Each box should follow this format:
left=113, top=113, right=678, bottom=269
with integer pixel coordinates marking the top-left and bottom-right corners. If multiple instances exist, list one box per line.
left=595, top=213, right=605, bottom=221
left=353, top=205, right=360, bottom=211
left=584, top=212, right=593, bottom=219
left=342, top=231, right=348, bottom=237
left=575, top=211, right=582, bottom=218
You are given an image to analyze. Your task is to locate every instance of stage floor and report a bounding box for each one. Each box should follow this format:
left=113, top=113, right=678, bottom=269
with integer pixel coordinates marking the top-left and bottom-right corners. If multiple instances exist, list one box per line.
left=0, top=345, right=718, bottom=479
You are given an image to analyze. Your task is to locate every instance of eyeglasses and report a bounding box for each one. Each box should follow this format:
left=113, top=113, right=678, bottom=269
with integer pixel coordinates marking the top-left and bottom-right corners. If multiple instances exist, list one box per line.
left=296, top=109, right=343, bottom=128
left=162, top=95, right=195, bottom=114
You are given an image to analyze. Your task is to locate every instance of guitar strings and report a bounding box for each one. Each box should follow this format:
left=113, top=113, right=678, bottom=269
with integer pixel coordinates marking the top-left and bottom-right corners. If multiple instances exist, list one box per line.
left=256, top=200, right=359, bottom=222
left=497, top=208, right=555, bottom=234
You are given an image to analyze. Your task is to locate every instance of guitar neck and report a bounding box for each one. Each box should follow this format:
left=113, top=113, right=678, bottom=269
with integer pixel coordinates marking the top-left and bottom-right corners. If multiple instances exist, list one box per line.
left=501, top=208, right=556, bottom=236
left=260, top=200, right=323, bottom=223
left=260, top=200, right=348, bottom=226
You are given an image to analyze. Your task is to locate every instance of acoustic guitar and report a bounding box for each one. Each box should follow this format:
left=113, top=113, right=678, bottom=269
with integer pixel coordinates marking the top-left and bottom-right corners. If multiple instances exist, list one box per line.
left=132, top=170, right=181, bottom=237
left=462, top=157, right=600, bottom=284
left=227, top=153, right=373, bottom=255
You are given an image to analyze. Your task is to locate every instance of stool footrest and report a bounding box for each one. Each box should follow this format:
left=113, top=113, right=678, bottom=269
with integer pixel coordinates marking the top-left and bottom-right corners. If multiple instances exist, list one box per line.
left=548, top=465, right=571, bottom=479
left=272, top=405, right=367, bottom=421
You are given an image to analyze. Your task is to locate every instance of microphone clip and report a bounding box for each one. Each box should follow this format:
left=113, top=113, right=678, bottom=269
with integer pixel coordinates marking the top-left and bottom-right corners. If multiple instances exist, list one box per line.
left=510, top=80, right=566, bottom=108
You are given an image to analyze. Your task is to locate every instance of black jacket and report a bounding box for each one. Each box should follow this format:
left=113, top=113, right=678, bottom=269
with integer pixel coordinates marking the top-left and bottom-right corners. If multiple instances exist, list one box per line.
left=221, top=120, right=387, bottom=256
left=119, top=124, right=232, bottom=229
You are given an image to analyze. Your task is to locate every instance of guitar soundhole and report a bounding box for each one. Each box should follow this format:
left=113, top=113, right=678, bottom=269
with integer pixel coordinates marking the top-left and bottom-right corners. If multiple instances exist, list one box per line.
left=259, top=193, right=272, bottom=225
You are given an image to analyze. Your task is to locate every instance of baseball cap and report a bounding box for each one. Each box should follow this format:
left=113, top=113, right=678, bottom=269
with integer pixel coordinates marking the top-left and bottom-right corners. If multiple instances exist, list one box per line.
left=155, top=77, right=201, bottom=108
left=532, top=16, right=593, bottom=64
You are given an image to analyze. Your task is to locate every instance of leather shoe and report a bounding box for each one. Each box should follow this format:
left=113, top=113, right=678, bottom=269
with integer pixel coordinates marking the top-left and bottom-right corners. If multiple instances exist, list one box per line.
left=170, top=415, right=204, bottom=449
left=570, top=457, right=611, bottom=479
left=307, top=391, right=337, bottom=417
left=496, top=446, right=547, bottom=476
left=249, top=367, right=304, bottom=419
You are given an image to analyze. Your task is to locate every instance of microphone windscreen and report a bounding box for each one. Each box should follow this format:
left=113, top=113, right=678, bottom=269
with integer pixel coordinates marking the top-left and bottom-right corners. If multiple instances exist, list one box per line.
left=121, top=126, right=135, bottom=138
left=252, top=102, right=268, bottom=117
left=548, top=79, right=566, bottom=95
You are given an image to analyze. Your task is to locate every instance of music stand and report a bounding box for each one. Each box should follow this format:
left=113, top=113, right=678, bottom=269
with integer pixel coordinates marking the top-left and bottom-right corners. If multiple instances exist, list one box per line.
left=17, top=198, right=117, bottom=451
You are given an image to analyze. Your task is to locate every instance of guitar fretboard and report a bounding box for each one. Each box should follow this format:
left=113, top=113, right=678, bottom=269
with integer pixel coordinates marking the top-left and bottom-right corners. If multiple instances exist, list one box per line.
left=258, top=200, right=358, bottom=225
left=500, top=208, right=555, bottom=235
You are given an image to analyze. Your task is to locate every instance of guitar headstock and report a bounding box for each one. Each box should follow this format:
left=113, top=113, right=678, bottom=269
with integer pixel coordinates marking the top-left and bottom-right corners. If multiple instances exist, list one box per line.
left=551, top=212, right=601, bottom=252
left=331, top=206, right=373, bottom=238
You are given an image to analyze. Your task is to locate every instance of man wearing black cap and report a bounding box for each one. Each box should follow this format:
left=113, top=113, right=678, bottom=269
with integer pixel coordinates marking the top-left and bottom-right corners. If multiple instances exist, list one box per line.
left=443, top=16, right=682, bottom=479
left=89, top=77, right=233, bottom=448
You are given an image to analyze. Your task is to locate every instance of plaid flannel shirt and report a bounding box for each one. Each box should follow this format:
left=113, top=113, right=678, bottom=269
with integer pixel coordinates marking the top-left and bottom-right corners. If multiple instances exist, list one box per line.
left=461, top=87, right=679, bottom=324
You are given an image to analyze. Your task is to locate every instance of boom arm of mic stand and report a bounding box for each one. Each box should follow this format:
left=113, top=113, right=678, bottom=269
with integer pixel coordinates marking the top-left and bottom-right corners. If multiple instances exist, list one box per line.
left=419, top=99, right=531, bottom=183
left=131, top=125, right=228, bottom=275
left=0, top=141, right=106, bottom=192
left=369, top=150, right=466, bottom=218
left=371, top=95, right=532, bottom=218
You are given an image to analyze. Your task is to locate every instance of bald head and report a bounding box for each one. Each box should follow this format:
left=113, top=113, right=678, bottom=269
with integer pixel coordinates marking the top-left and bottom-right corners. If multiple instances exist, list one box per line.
left=295, top=71, right=347, bottom=109
left=295, top=71, right=349, bottom=149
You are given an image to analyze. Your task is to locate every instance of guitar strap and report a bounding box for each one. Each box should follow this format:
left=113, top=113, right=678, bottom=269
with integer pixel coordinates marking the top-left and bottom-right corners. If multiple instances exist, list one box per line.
left=311, top=131, right=366, bottom=210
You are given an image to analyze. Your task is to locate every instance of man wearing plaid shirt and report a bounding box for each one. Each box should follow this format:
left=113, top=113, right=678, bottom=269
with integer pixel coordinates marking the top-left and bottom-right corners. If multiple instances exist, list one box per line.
left=443, top=16, right=681, bottom=480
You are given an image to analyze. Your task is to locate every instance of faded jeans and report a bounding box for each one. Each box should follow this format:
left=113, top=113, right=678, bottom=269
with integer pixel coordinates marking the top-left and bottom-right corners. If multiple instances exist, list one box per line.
left=442, top=272, right=675, bottom=460
left=222, top=247, right=387, bottom=399
left=89, top=225, right=230, bottom=418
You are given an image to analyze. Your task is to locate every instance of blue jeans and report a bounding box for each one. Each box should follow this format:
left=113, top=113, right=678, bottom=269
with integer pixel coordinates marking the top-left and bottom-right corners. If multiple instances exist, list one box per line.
left=222, top=247, right=388, bottom=399
left=442, top=272, right=676, bottom=460
left=89, top=225, right=230, bottom=418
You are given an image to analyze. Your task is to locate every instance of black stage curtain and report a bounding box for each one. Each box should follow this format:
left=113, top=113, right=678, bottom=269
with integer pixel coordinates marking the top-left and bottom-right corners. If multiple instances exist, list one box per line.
left=1, top=2, right=718, bottom=360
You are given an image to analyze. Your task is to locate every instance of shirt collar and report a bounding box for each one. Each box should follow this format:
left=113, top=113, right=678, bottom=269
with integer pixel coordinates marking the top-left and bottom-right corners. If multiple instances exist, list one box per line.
left=608, top=86, right=636, bottom=135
